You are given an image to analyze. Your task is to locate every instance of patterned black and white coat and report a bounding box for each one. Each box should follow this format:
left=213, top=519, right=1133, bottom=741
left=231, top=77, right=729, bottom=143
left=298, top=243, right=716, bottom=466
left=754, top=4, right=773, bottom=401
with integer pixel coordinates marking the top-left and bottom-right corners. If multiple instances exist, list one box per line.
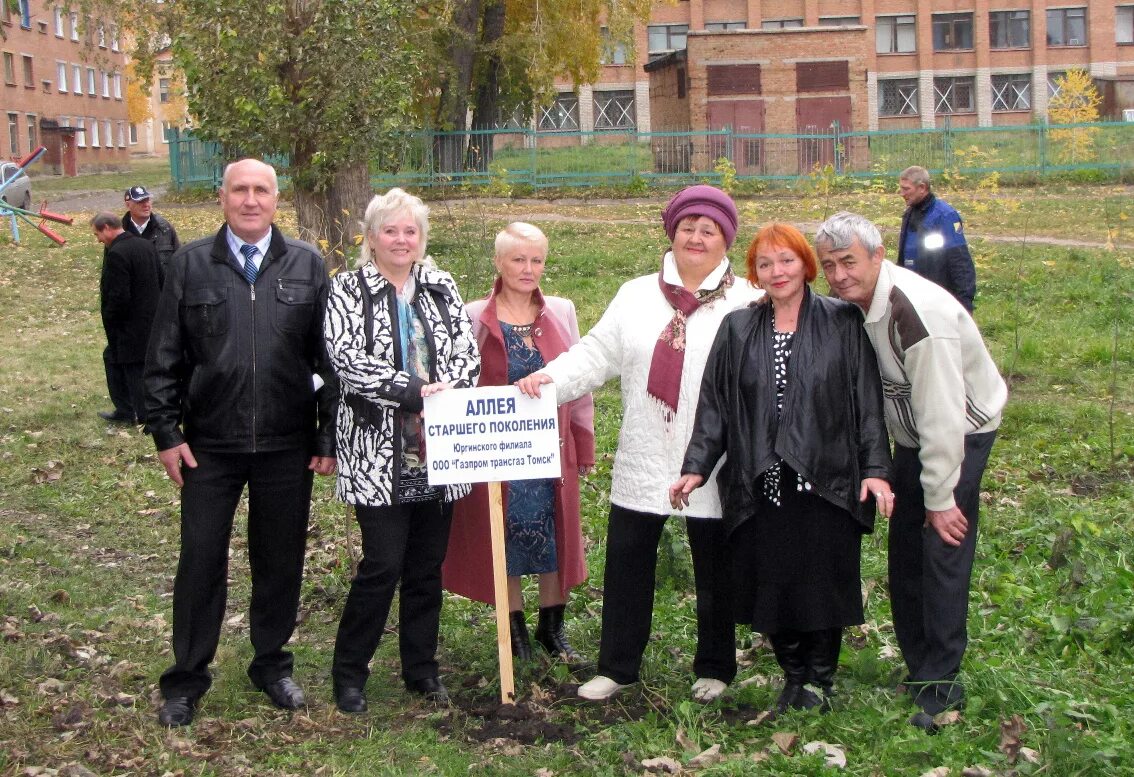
left=324, top=259, right=481, bottom=507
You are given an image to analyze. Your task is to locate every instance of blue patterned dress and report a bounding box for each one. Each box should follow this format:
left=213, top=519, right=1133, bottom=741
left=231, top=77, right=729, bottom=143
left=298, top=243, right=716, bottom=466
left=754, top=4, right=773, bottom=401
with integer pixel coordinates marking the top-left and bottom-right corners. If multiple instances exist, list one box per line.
left=501, top=322, right=558, bottom=576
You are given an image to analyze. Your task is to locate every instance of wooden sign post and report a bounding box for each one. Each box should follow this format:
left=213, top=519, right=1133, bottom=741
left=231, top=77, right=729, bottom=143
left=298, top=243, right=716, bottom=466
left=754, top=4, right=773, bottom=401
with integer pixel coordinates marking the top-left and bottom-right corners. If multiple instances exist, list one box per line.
left=487, top=481, right=514, bottom=703
left=424, top=385, right=562, bottom=705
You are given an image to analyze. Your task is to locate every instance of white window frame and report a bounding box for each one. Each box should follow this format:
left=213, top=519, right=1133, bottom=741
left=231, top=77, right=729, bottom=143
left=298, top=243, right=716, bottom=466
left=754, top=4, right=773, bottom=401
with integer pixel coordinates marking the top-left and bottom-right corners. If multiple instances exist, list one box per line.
left=91, top=119, right=100, bottom=148
left=70, top=12, right=79, bottom=41
left=876, top=15, right=916, bottom=54
left=647, top=24, right=688, bottom=55
left=761, top=18, right=803, bottom=30
left=26, top=113, right=37, bottom=152
left=1117, top=6, right=1134, bottom=45
left=75, top=118, right=86, bottom=148
left=7, top=113, right=19, bottom=156
left=1047, top=7, right=1087, bottom=46
left=112, top=72, right=121, bottom=99
left=72, top=63, right=82, bottom=94
left=56, top=61, right=67, bottom=92
left=989, top=10, right=1030, bottom=49
left=101, top=70, right=110, bottom=97
left=53, top=7, right=64, bottom=37
left=87, top=67, right=96, bottom=95
left=129, top=123, right=138, bottom=144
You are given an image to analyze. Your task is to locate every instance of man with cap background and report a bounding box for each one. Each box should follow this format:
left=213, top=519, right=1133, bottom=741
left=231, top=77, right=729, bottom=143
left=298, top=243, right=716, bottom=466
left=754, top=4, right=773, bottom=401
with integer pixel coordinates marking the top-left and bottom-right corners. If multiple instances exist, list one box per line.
left=896, top=166, right=976, bottom=312
left=123, top=185, right=181, bottom=286
left=91, top=211, right=162, bottom=425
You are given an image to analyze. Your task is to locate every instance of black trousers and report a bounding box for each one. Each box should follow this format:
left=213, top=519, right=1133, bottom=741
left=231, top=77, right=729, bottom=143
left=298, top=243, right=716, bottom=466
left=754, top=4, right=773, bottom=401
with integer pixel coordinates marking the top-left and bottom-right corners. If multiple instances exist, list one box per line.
left=103, top=347, right=145, bottom=421
left=596, top=504, right=737, bottom=685
left=332, top=500, right=454, bottom=690
left=159, top=448, right=313, bottom=701
left=889, top=431, right=996, bottom=714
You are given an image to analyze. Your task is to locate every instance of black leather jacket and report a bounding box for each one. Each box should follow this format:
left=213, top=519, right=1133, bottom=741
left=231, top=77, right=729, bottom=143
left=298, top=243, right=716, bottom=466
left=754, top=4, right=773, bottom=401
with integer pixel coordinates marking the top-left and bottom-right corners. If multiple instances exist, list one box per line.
left=123, top=211, right=180, bottom=286
left=682, top=287, right=891, bottom=533
left=144, top=225, right=338, bottom=456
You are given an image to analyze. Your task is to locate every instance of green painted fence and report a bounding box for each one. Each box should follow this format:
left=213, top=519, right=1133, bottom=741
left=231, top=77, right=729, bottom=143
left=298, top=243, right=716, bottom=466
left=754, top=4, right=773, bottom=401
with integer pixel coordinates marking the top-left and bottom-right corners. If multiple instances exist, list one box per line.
left=169, top=121, right=1134, bottom=191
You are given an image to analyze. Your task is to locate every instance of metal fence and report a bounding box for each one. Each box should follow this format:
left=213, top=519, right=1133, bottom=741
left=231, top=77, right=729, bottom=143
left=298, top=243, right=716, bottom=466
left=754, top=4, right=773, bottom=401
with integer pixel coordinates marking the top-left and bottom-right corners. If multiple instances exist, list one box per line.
left=170, top=121, right=1134, bottom=191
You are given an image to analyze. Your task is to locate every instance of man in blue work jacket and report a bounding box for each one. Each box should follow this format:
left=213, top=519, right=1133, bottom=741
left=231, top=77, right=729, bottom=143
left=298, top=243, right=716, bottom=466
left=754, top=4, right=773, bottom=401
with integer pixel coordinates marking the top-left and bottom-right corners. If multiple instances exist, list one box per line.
left=897, top=166, right=976, bottom=312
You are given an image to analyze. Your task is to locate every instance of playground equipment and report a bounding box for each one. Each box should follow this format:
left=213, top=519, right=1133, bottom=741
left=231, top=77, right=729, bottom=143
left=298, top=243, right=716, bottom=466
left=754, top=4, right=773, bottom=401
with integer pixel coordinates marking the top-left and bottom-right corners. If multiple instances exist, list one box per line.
left=1, top=146, right=74, bottom=245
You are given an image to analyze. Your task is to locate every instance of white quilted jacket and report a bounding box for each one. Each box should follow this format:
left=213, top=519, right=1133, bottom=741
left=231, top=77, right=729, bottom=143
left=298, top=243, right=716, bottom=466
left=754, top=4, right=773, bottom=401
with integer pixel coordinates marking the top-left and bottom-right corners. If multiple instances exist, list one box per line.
left=542, top=254, right=762, bottom=518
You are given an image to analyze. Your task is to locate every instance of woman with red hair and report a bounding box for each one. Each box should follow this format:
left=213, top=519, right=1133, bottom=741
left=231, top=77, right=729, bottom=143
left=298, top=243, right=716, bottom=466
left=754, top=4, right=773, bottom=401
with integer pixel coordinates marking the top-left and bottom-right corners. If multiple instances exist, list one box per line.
left=671, top=223, right=893, bottom=717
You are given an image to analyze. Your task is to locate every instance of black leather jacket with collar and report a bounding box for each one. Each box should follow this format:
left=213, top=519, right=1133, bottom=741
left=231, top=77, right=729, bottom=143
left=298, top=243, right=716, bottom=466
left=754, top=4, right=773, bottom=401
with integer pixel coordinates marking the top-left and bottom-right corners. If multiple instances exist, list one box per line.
left=144, top=224, right=338, bottom=457
left=682, top=286, right=892, bottom=534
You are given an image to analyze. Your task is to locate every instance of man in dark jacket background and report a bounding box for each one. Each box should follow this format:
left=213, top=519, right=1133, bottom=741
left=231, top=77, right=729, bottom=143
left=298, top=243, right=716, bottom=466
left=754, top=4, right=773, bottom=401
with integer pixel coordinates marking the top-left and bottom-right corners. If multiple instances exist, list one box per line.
left=92, top=211, right=161, bottom=425
left=122, top=184, right=180, bottom=286
left=144, top=158, right=338, bottom=727
left=897, top=166, right=976, bottom=311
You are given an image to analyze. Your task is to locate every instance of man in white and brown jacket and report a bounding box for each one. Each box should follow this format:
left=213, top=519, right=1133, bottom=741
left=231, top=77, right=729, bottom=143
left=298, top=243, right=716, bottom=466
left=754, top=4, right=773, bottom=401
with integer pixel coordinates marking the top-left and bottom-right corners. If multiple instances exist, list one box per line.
left=816, top=211, right=1007, bottom=732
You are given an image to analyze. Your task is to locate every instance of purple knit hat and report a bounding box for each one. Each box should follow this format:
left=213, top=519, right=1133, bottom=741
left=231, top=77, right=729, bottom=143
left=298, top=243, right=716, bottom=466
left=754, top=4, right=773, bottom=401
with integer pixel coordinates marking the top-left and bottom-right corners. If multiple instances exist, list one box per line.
left=662, top=184, right=739, bottom=248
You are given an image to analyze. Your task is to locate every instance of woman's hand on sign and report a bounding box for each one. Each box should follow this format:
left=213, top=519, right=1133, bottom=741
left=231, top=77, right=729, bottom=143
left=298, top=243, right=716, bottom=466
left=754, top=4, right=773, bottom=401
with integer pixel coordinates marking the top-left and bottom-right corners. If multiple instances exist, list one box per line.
left=515, top=372, right=553, bottom=398
left=421, top=382, right=453, bottom=398
left=668, top=473, right=704, bottom=510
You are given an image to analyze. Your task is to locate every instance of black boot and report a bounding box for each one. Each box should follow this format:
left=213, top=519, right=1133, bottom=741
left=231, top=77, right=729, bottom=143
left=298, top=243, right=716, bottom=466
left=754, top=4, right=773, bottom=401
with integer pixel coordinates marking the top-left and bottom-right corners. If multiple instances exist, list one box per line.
left=768, top=631, right=807, bottom=717
left=534, top=604, right=586, bottom=665
left=510, top=610, right=532, bottom=661
left=802, top=628, right=842, bottom=713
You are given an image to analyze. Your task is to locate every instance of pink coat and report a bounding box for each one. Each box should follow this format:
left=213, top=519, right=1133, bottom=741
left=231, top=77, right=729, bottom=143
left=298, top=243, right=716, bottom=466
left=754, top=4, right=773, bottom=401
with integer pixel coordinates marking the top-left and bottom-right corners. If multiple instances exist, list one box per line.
left=442, top=280, right=595, bottom=604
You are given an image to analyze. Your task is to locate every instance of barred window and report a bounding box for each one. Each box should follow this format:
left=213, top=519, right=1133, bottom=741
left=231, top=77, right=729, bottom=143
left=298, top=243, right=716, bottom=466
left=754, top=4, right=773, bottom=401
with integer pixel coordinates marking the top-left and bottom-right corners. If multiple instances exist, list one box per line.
left=538, top=93, right=579, bottom=131
left=496, top=106, right=527, bottom=130
left=876, top=15, right=916, bottom=54
left=593, top=90, right=636, bottom=130
left=934, top=76, right=976, bottom=114
left=1047, top=71, right=1065, bottom=99
left=992, top=74, right=1031, bottom=111
left=933, top=13, right=974, bottom=50
left=990, top=10, right=1030, bottom=49
left=1047, top=8, right=1086, bottom=46
left=880, top=78, right=919, bottom=116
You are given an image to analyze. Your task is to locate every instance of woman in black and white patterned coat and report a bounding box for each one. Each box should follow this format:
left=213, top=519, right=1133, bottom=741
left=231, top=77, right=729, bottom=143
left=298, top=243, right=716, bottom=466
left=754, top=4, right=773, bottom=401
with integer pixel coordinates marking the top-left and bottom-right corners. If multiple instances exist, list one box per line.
left=324, top=188, right=480, bottom=714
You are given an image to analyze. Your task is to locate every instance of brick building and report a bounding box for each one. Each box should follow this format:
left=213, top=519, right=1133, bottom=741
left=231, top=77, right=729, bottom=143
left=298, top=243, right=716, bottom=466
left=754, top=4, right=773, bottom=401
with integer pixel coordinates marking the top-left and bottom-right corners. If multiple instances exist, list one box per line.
left=2, top=0, right=130, bottom=172
left=546, top=0, right=1134, bottom=135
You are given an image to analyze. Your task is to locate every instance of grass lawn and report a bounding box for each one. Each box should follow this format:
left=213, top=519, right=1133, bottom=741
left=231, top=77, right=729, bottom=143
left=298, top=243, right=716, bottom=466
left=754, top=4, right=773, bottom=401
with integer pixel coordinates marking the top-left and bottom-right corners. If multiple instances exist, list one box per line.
left=26, top=157, right=173, bottom=197
left=0, top=184, right=1131, bottom=776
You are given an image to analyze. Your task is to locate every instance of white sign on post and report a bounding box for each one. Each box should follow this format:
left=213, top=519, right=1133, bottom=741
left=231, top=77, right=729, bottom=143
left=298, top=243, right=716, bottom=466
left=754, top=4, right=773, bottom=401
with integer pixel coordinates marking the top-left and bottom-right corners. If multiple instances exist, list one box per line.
left=422, top=384, right=561, bottom=486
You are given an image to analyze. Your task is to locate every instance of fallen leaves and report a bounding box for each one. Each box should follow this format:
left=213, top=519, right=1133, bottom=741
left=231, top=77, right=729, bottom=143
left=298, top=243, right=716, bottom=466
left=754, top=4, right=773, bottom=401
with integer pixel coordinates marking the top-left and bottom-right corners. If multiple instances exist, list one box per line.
left=30, top=460, right=64, bottom=483
left=999, top=714, right=1027, bottom=763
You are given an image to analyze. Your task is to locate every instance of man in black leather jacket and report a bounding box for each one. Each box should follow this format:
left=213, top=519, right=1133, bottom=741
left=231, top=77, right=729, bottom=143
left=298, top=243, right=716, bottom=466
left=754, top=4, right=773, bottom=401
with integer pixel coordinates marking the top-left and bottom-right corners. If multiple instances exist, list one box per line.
left=122, top=185, right=181, bottom=287
left=144, top=158, right=338, bottom=727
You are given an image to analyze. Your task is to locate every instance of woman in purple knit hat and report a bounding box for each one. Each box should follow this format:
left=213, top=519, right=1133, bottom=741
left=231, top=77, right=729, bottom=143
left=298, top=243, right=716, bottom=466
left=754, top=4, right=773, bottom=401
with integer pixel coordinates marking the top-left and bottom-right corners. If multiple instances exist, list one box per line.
left=517, top=185, right=762, bottom=702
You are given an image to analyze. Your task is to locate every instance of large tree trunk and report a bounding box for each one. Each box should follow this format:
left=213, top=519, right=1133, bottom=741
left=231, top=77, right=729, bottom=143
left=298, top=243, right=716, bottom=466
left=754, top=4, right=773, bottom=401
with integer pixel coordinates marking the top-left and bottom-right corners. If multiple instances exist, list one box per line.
left=467, top=0, right=505, bottom=171
left=434, top=0, right=481, bottom=173
left=292, top=159, right=372, bottom=274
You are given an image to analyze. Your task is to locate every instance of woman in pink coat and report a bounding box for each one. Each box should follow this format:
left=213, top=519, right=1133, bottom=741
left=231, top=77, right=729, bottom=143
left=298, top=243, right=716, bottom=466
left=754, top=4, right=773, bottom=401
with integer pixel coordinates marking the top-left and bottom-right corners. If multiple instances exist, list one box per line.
left=442, top=223, right=595, bottom=663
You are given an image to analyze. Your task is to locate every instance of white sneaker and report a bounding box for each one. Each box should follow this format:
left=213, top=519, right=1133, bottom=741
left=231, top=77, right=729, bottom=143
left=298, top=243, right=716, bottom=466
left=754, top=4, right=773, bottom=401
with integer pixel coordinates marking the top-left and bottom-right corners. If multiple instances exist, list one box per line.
left=692, top=677, right=727, bottom=703
left=578, top=675, right=629, bottom=701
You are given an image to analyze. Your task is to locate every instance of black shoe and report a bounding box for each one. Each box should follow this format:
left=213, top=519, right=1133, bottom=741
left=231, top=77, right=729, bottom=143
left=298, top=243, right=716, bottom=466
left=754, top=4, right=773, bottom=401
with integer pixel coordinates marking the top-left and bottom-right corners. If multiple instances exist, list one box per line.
left=407, top=676, right=449, bottom=704
left=158, top=696, right=196, bottom=727
left=770, top=681, right=802, bottom=718
left=534, top=604, right=587, bottom=666
left=263, top=677, right=306, bottom=709
left=99, top=410, right=134, bottom=423
left=909, top=710, right=940, bottom=735
left=334, top=685, right=367, bottom=713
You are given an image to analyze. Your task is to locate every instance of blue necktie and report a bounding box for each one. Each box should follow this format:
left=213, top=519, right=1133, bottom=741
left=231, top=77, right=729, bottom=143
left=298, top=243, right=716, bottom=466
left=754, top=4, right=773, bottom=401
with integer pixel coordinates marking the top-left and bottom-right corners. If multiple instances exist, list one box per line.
left=240, top=243, right=259, bottom=285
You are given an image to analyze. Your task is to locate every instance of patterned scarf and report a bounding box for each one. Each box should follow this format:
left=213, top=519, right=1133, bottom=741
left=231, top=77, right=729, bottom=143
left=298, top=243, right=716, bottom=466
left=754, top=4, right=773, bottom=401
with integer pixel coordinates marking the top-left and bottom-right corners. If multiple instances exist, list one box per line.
left=646, top=258, right=734, bottom=415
